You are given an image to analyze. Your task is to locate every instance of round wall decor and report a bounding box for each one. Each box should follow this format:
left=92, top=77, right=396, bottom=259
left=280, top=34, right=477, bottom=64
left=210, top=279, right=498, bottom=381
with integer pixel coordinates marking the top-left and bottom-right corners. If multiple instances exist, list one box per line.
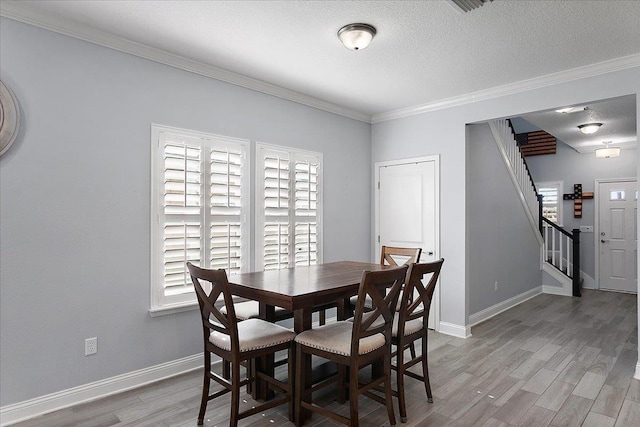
left=0, top=80, right=21, bottom=157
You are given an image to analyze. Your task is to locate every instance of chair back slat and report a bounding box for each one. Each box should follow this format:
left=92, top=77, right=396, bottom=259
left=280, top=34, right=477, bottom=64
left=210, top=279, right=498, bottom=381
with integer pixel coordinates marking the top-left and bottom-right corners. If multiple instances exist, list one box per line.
left=380, top=246, right=422, bottom=267
left=398, top=259, right=444, bottom=332
left=351, top=266, right=408, bottom=350
left=187, top=263, right=240, bottom=352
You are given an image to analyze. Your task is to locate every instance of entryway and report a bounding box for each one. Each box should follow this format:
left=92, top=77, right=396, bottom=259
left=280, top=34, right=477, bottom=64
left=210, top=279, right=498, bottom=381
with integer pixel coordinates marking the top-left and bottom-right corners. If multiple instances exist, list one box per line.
left=597, top=179, right=638, bottom=293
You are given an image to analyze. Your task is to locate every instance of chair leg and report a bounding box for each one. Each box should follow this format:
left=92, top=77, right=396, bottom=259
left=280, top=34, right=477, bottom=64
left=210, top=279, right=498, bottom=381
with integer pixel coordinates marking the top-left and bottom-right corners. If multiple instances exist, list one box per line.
left=349, top=362, right=360, bottom=427
left=409, top=342, right=417, bottom=360
left=287, top=345, right=295, bottom=422
left=422, top=336, right=433, bottom=403
left=223, top=359, right=231, bottom=379
left=397, top=343, right=408, bottom=423
left=198, top=352, right=211, bottom=425
left=384, top=353, right=397, bottom=426
left=294, top=343, right=304, bottom=427
left=230, top=359, right=241, bottom=427
left=319, top=309, right=326, bottom=326
left=337, top=364, right=347, bottom=404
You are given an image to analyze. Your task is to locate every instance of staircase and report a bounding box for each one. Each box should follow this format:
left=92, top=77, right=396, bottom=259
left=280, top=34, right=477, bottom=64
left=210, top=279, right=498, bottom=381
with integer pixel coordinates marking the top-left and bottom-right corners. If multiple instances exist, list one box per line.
left=488, top=119, right=581, bottom=297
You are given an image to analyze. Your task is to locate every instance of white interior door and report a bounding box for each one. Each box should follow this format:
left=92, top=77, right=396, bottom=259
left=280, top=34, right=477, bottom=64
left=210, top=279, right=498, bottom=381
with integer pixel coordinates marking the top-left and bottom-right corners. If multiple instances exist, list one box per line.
left=376, top=157, right=439, bottom=328
left=598, top=180, right=637, bottom=293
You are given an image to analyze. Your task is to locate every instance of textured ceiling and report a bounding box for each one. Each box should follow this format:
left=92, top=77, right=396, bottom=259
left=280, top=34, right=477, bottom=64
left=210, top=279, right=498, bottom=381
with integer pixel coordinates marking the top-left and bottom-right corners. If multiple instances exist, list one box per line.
left=519, top=95, right=637, bottom=153
left=3, top=0, right=640, bottom=120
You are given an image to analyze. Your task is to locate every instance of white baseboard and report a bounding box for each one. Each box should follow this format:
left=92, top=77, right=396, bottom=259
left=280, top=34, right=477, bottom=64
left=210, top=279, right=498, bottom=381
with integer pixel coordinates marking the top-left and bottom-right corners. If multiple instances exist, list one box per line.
left=0, top=354, right=202, bottom=426
left=542, top=285, right=573, bottom=296
left=439, top=321, right=471, bottom=339
left=635, top=362, right=640, bottom=380
left=581, top=271, right=596, bottom=290
left=469, top=286, right=542, bottom=327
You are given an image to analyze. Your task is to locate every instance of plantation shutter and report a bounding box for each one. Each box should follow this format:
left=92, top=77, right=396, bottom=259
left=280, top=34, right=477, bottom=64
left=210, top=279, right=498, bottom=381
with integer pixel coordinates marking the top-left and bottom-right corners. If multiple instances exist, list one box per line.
left=539, top=185, right=560, bottom=224
left=151, top=125, right=249, bottom=311
left=257, top=143, right=322, bottom=272
left=263, top=152, right=290, bottom=270
left=163, top=139, right=203, bottom=297
left=294, top=157, right=318, bottom=266
left=209, top=147, right=244, bottom=273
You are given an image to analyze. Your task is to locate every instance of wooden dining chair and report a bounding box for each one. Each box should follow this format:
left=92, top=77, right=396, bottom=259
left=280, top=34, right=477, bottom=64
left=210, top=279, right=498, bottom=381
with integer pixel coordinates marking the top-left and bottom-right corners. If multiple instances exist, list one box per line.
left=187, top=263, right=296, bottom=426
left=294, top=265, right=408, bottom=427
left=391, top=259, right=444, bottom=422
left=348, top=246, right=422, bottom=313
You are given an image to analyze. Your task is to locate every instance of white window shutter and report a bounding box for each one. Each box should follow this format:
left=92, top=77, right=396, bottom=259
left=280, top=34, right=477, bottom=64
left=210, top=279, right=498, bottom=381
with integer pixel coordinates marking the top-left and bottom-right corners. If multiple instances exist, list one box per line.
left=151, top=125, right=249, bottom=312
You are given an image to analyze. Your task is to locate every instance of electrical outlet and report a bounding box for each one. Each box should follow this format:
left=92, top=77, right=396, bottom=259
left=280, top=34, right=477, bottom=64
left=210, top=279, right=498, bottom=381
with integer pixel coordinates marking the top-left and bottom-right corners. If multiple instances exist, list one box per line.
left=85, top=337, right=98, bottom=356
left=494, top=281, right=498, bottom=291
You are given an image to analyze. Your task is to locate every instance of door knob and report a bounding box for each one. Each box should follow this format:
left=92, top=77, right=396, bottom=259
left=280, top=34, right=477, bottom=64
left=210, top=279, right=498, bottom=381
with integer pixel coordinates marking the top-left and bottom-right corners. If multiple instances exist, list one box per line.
left=600, top=239, right=610, bottom=243
left=427, top=251, right=434, bottom=256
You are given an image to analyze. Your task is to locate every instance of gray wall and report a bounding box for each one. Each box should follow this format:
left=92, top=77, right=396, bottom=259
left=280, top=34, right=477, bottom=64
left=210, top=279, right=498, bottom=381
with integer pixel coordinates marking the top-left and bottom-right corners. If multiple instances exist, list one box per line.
left=372, top=64, right=640, bottom=331
left=525, top=135, right=637, bottom=282
left=466, top=124, right=542, bottom=315
left=0, top=18, right=372, bottom=406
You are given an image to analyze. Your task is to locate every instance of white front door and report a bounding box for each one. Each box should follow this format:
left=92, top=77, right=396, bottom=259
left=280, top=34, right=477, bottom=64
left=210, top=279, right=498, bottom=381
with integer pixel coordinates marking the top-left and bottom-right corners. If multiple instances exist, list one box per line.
left=598, top=180, right=637, bottom=293
left=376, top=156, right=439, bottom=329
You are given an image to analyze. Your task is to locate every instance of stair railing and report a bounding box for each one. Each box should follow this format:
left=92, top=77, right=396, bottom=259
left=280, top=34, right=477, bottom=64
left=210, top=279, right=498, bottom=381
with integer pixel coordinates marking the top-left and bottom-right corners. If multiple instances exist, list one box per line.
left=489, top=119, right=542, bottom=245
left=541, top=217, right=581, bottom=297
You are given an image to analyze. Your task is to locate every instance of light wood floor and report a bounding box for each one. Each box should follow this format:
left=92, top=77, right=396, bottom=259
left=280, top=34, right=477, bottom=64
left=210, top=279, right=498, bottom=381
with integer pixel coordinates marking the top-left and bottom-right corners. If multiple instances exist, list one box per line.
left=13, top=289, right=640, bottom=426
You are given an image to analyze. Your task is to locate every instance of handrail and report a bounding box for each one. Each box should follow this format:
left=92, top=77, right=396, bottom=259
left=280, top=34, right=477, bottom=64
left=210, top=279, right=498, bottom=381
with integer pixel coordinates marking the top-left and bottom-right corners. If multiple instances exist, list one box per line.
left=506, top=120, right=538, bottom=195
left=541, top=217, right=573, bottom=238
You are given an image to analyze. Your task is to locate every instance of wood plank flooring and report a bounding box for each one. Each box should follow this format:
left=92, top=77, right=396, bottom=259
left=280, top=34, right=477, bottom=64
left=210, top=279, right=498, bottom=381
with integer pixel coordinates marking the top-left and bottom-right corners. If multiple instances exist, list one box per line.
left=12, top=289, right=640, bottom=426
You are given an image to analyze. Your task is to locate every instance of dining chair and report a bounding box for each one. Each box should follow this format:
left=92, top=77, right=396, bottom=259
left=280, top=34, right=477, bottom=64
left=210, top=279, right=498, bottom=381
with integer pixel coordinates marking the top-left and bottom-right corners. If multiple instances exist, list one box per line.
left=391, top=259, right=444, bottom=422
left=294, top=265, right=408, bottom=427
left=348, top=246, right=422, bottom=317
left=187, top=263, right=296, bottom=426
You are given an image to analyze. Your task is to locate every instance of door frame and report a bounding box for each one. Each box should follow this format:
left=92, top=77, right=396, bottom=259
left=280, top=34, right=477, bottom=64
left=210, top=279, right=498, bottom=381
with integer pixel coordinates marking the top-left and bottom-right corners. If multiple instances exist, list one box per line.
left=594, top=177, right=637, bottom=291
left=374, top=155, right=441, bottom=331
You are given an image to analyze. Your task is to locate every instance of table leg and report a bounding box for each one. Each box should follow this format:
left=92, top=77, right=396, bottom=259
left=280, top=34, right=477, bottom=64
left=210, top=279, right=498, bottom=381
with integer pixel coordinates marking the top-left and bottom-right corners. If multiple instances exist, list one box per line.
left=253, top=303, right=277, bottom=400
left=294, top=307, right=312, bottom=424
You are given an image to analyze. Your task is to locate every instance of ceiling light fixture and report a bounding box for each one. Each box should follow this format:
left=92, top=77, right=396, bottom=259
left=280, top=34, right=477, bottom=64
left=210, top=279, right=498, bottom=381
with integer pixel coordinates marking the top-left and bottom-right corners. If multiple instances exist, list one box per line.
left=337, top=23, right=376, bottom=51
left=578, top=123, right=602, bottom=134
left=555, top=106, right=588, bottom=114
left=595, top=141, right=620, bottom=159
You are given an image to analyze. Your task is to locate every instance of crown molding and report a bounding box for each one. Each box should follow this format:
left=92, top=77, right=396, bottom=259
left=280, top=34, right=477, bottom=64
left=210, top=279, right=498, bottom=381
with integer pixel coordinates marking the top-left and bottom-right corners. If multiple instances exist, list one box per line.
left=372, top=54, right=640, bottom=123
left=0, top=2, right=372, bottom=124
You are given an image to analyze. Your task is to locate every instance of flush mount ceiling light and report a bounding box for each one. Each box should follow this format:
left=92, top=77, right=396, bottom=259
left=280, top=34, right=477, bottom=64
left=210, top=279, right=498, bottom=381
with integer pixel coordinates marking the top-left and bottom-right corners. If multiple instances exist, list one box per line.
left=555, top=106, right=587, bottom=114
left=595, top=141, right=620, bottom=159
left=337, top=23, right=376, bottom=51
left=578, top=123, right=602, bottom=134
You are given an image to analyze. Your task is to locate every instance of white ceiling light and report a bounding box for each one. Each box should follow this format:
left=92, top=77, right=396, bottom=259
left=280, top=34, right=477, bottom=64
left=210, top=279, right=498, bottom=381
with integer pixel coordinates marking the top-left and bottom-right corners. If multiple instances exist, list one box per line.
left=578, top=123, right=602, bottom=134
left=337, top=23, right=376, bottom=51
left=555, top=106, right=587, bottom=114
left=595, top=141, right=620, bottom=158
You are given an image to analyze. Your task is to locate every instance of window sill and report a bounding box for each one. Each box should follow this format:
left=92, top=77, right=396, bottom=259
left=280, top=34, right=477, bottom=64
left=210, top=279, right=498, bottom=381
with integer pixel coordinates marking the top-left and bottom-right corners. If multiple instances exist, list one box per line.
left=148, top=296, right=252, bottom=317
left=149, top=301, right=199, bottom=317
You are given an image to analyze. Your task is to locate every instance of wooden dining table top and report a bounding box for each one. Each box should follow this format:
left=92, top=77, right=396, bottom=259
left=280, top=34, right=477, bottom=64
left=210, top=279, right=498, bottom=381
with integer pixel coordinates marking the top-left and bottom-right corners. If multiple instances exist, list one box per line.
left=226, top=261, right=391, bottom=312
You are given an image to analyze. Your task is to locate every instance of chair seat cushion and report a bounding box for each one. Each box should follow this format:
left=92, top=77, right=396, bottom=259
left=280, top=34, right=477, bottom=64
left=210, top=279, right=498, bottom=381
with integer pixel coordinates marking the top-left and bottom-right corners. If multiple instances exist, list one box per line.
left=392, top=316, right=424, bottom=337
left=294, top=321, right=385, bottom=356
left=209, top=318, right=295, bottom=352
left=220, top=300, right=288, bottom=321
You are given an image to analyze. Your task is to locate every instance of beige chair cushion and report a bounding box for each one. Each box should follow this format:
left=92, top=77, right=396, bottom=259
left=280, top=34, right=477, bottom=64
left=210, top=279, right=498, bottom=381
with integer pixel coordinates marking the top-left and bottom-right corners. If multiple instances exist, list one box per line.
left=294, top=321, right=386, bottom=356
left=220, top=300, right=287, bottom=321
left=392, top=316, right=424, bottom=337
left=209, top=318, right=295, bottom=352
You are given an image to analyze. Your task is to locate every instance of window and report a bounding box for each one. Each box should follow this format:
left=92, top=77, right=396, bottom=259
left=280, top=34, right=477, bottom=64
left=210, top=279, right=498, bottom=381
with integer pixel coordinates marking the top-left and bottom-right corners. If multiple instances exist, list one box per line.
left=538, top=181, right=563, bottom=225
left=256, top=143, right=322, bottom=271
left=151, top=125, right=249, bottom=312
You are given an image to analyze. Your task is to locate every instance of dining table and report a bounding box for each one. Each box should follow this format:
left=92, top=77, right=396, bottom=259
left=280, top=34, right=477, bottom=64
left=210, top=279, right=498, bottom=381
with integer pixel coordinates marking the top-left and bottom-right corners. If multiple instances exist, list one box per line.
left=227, top=260, right=392, bottom=423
